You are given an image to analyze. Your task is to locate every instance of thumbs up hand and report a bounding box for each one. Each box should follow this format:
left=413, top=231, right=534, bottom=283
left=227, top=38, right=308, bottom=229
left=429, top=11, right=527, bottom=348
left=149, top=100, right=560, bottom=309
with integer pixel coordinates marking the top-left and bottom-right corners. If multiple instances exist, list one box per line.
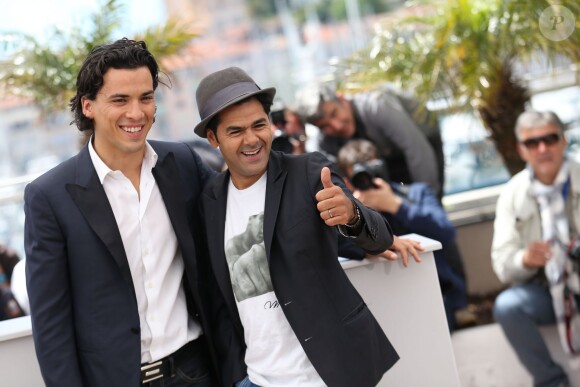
left=316, top=167, right=356, bottom=227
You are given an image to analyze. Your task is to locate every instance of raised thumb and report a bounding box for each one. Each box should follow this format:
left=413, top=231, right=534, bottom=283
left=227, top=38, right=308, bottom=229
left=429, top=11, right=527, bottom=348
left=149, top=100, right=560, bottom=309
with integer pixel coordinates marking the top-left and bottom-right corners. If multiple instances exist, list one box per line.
left=320, top=167, right=334, bottom=189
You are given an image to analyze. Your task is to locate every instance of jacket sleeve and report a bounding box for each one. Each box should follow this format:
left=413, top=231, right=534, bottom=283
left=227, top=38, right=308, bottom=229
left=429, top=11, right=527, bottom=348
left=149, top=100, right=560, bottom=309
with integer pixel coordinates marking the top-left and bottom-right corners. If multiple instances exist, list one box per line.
left=394, top=183, right=455, bottom=246
left=307, top=152, right=394, bottom=255
left=491, top=185, right=538, bottom=284
left=24, top=182, right=84, bottom=387
left=184, top=142, right=218, bottom=187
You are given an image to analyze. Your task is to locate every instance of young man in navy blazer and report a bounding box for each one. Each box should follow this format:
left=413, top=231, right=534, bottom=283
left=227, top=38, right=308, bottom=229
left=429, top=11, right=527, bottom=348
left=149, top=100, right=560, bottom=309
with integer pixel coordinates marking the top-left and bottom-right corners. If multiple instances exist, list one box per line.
left=24, top=39, right=218, bottom=387
left=195, top=66, right=400, bottom=387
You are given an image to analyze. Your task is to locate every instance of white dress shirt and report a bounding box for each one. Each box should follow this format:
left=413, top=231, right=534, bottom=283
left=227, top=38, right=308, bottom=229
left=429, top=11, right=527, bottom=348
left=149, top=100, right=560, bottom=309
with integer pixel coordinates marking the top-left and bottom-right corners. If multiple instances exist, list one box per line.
left=89, top=140, right=201, bottom=363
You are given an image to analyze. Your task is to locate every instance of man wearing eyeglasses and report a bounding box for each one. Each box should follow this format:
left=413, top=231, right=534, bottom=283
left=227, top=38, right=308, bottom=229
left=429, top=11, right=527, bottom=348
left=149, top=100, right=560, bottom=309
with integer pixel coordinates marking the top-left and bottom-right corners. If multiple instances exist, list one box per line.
left=492, top=110, right=577, bottom=387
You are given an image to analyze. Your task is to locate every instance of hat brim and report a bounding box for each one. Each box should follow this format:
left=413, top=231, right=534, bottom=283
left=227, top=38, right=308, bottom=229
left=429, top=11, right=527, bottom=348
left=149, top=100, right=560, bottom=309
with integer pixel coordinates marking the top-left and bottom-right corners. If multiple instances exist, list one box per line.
left=194, top=87, right=277, bottom=138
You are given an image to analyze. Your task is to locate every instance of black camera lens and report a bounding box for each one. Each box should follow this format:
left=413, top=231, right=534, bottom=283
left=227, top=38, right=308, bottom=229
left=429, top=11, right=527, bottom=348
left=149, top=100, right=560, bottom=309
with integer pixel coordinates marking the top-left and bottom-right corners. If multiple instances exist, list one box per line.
left=272, top=134, right=294, bottom=154
left=349, top=159, right=387, bottom=190
left=270, top=110, right=286, bottom=130
left=351, top=170, right=375, bottom=190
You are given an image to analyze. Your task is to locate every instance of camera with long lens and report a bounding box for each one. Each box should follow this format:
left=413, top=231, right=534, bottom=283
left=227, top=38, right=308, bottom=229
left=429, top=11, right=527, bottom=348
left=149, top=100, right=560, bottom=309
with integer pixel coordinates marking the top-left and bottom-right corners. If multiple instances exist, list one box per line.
left=270, top=109, right=292, bottom=154
left=270, top=109, right=286, bottom=130
left=272, top=131, right=307, bottom=154
left=349, top=159, right=389, bottom=191
left=270, top=109, right=306, bottom=154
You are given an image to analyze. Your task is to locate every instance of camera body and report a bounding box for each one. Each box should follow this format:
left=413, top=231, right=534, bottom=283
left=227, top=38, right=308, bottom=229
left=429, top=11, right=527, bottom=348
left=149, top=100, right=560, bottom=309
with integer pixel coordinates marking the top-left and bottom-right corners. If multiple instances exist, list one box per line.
left=270, top=109, right=286, bottom=130
left=350, top=159, right=389, bottom=191
left=272, top=130, right=296, bottom=154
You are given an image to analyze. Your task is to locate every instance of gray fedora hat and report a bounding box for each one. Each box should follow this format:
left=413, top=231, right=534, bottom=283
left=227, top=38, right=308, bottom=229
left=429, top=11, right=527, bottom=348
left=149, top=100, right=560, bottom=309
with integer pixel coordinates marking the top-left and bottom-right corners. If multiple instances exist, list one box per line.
left=194, top=67, right=276, bottom=138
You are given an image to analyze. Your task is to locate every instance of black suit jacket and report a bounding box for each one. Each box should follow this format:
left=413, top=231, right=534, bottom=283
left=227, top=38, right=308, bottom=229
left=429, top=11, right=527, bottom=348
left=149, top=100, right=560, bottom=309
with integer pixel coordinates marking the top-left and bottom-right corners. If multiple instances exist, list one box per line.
left=24, top=141, right=216, bottom=387
left=201, top=151, right=399, bottom=387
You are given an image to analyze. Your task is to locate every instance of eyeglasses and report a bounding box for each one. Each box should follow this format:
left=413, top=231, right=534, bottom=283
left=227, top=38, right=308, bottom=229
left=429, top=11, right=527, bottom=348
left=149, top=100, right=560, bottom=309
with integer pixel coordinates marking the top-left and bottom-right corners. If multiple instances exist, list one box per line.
left=520, top=133, right=561, bottom=150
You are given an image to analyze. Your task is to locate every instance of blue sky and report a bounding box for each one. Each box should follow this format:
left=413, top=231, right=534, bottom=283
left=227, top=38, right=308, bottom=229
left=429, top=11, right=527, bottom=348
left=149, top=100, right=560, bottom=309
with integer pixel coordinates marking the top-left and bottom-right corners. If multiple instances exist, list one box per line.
left=0, top=0, right=165, bottom=43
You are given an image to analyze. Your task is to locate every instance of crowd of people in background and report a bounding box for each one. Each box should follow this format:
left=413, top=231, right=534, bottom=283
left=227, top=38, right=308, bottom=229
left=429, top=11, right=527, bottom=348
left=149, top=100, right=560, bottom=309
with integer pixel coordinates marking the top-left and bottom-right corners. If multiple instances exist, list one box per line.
left=271, top=84, right=474, bottom=331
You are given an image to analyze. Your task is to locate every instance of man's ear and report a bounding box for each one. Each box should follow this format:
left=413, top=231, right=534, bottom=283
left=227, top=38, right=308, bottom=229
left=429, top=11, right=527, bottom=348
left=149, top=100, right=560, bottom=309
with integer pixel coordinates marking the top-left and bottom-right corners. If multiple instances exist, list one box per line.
left=206, top=129, right=219, bottom=148
left=81, top=97, right=94, bottom=119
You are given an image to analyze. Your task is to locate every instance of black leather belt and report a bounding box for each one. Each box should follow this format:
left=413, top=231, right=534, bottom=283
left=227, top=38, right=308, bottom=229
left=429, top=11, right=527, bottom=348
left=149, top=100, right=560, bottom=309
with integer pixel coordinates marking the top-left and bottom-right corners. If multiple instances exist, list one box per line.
left=140, top=339, right=202, bottom=384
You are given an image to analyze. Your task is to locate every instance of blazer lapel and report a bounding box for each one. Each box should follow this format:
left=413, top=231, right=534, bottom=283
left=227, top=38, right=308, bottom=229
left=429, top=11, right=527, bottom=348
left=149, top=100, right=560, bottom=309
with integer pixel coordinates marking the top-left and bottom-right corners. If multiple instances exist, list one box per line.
left=152, top=152, right=196, bottom=272
left=206, top=173, right=241, bottom=324
left=264, top=152, right=286, bottom=260
left=65, top=146, right=133, bottom=287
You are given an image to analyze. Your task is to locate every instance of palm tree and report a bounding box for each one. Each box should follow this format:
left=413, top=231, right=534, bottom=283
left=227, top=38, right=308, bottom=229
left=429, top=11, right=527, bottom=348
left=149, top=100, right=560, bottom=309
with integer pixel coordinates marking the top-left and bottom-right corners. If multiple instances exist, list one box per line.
left=0, top=0, right=196, bottom=118
left=337, top=0, right=580, bottom=175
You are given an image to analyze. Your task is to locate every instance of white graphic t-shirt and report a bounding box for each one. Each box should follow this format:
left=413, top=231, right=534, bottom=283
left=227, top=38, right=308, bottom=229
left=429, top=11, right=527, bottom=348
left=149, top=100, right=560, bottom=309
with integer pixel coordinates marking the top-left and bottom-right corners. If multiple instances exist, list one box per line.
left=224, top=173, right=324, bottom=387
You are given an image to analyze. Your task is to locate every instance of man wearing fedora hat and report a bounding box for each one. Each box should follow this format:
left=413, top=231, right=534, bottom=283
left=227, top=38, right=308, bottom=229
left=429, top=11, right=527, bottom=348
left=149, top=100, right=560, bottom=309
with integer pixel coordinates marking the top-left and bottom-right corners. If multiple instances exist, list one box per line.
left=195, top=66, right=399, bottom=387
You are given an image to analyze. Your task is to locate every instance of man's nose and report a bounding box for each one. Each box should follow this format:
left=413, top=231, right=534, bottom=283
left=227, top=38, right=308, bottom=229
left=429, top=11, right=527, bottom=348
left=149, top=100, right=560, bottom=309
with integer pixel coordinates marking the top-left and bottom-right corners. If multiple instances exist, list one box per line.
left=329, top=120, right=343, bottom=134
left=126, top=101, right=145, bottom=119
left=243, top=128, right=259, bottom=143
left=537, top=141, right=548, bottom=152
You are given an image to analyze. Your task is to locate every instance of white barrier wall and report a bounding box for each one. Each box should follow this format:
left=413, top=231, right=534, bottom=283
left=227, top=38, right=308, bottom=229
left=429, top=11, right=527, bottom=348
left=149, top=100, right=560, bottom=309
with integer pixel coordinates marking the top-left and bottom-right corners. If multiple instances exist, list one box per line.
left=343, top=234, right=460, bottom=386
left=0, top=234, right=458, bottom=387
left=0, top=315, right=42, bottom=387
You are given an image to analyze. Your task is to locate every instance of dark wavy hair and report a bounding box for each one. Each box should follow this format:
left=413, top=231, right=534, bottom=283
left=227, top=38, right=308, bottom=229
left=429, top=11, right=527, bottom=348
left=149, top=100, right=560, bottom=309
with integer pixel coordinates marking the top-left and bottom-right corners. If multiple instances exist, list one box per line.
left=69, top=38, right=163, bottom=131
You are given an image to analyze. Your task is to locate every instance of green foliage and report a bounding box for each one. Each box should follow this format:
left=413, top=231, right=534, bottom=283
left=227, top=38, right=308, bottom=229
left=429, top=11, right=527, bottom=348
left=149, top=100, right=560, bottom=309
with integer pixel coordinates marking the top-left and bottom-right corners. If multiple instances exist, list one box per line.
left=135, top=18, right=198, bottom=70
left=0, top=0, right=195, bottom=114
left=340, top=0, right=580, bottom=107
left=338, top=0, right=580, bottom=175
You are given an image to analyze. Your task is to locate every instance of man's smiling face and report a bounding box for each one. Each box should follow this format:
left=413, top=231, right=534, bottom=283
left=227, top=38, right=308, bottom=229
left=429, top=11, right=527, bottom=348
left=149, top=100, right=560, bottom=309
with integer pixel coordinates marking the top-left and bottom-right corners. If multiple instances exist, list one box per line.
left=206, top=97, right=272, bottom=189
left=82, top=66, right=155, bottom=168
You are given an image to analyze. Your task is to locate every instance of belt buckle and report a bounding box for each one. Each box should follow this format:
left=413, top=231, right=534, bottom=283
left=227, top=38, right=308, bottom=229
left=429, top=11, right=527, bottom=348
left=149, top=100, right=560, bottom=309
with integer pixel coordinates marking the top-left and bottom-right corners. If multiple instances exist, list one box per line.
left=141, top=360, right=164, bottom=383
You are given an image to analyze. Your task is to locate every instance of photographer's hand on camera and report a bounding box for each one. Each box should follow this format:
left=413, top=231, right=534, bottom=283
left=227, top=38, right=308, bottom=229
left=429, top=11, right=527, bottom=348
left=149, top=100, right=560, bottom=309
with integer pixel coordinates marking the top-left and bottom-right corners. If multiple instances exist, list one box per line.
left=522, top=240, right=552, bottom=269
left=354, top=178, right=402, bottom=214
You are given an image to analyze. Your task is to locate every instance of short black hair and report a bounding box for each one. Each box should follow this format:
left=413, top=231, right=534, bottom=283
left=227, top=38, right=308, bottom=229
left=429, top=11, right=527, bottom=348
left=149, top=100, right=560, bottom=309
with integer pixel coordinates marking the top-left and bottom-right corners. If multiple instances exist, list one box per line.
left=69, top=38, right=164, bottom=131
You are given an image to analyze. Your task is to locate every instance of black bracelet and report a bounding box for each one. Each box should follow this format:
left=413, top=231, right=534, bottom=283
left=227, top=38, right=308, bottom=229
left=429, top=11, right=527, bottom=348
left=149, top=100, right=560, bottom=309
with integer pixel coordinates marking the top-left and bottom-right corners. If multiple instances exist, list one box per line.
left=344, top=202, right=362, bottom=229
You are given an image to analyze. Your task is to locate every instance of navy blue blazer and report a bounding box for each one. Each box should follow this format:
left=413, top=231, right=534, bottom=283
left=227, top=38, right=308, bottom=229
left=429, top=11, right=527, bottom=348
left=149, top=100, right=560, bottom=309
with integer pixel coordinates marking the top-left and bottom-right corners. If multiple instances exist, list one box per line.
left=201, top=151, right=399, bottom=387
left=24, top=141, right=216, bottom=387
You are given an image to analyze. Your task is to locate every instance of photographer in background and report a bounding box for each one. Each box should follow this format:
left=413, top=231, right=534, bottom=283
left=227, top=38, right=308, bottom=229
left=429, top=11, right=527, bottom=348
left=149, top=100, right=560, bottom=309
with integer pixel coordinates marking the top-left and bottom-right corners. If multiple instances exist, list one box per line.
left=270, top=107, right=307, bottom=155
left=295, top=83, right=445, bottom=200
left=337, top=139, right=474, bottom=331
left=492, top=111, right=578, bottom=387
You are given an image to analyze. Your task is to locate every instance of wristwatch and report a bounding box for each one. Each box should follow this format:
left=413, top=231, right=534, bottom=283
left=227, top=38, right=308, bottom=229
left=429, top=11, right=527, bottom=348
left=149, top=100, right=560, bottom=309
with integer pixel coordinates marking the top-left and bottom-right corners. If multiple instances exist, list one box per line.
left=338, top=201, right=364, bottom=238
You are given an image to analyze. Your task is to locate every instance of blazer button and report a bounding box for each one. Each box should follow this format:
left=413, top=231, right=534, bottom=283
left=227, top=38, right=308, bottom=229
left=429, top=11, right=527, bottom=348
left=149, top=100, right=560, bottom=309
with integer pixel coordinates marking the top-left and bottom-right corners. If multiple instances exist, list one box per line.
left=131, top=327, right=140, bottom=335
